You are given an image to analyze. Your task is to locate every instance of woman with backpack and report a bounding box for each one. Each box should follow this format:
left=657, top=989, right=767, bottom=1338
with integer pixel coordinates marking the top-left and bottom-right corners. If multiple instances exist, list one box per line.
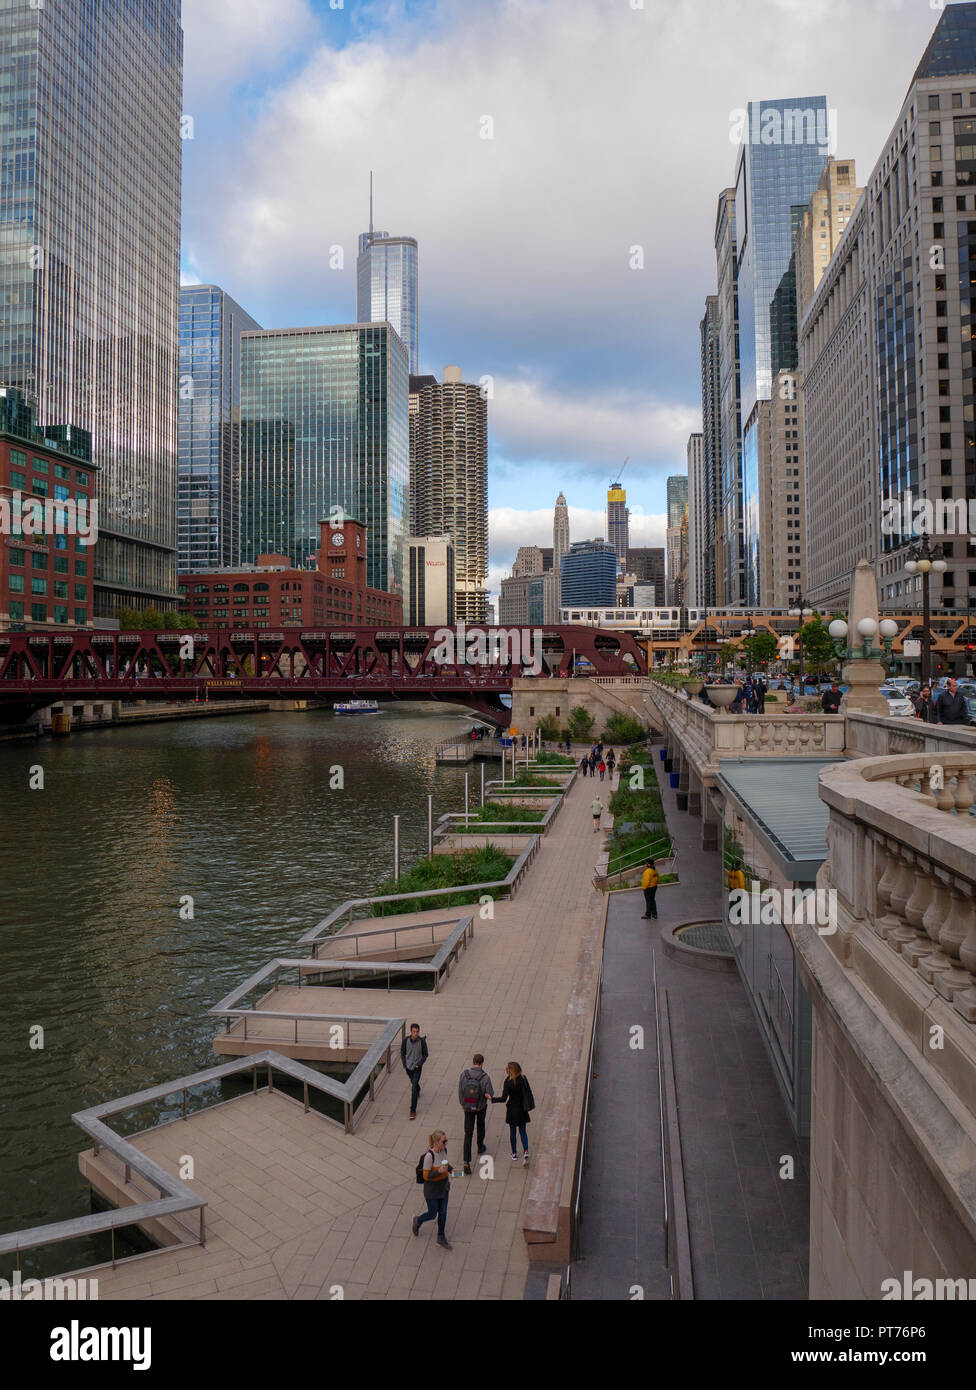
left=490, top=1062, right=534, bottom=1166
left=412, top=1128, right=454, bottom=1249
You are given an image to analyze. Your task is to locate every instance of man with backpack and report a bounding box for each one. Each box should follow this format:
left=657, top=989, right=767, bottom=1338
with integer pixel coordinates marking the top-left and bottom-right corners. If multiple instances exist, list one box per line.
left=458, top=1053, right=494, bottom=1175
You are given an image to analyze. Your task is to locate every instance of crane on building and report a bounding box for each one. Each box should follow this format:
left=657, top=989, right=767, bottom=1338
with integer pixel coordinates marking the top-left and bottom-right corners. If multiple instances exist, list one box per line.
left=610, top=457, right=629, bottom=490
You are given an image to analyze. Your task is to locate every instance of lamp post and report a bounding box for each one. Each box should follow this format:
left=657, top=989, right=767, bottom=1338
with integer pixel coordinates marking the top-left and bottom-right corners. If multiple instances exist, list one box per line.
left=788, top=595, right=814, bottom=689
left=904, top=532, right=946, bottom=688
left=738, top=617, right=755, bottom=678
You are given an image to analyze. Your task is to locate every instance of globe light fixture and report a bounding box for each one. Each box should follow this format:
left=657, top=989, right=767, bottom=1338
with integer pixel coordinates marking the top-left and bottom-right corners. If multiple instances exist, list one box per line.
left=828, top=619, right=849, bottom=640
left=857, top=617, right=878, bottom=638
left=904, top=531, right=946, bottom=686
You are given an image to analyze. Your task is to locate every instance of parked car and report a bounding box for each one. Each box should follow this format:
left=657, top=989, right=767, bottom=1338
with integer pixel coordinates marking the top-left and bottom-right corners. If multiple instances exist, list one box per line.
left=888, top=677, right=919, bottom=693
left=964, top=695, right=976, bottom=725
left=879, top=686, right=916, bottom=717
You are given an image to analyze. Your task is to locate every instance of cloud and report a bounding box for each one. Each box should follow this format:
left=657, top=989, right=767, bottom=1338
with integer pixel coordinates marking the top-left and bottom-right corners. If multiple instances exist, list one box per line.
left=182, top=0, right=318, bottom=102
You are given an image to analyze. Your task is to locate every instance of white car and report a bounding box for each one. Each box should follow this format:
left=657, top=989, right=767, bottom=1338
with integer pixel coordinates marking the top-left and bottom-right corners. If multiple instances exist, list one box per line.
left=879, top=687, right=915, bottom=717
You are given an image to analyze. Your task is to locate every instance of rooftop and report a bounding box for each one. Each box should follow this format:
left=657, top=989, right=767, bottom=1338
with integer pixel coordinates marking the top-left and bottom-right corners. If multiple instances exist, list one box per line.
left=716, top=757, right=837, bottom=882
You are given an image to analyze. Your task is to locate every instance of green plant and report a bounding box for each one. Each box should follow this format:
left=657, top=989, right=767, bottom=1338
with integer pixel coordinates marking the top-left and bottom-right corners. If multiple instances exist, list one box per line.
left=528, top=752, right=575, bottom=767
left=536, top=713, right=562, bottom=742
left=566, top=706, right=595, bottom=741
left=601, top=713, right=646, bottom=745
left=741, top=630, right=779, bottom=672
left=798, top=616, right=836, bottom=680
left=375, top=846, right=515, bottom=914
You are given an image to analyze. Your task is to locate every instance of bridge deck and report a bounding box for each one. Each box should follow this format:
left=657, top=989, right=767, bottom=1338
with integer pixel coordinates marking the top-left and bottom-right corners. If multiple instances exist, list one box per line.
left=68, top=772, right=609, bottom=1300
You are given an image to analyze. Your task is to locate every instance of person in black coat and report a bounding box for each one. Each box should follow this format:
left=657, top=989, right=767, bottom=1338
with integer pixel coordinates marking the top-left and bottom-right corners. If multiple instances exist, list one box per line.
left=490, top=1061, right=534, bottom=1166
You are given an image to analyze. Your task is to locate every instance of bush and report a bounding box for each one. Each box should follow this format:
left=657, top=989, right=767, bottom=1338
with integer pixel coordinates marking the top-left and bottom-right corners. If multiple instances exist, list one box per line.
left=536, top=714, right=562, bottom=742
left=529, top=752, right=575, bottom=767
left=468, top=802, right=544, bottom=825
left=601, top=713, right=647, bottom=745
left=567, top=706, right=595, bottom=741
left=375, top=846, right=515, bottom=913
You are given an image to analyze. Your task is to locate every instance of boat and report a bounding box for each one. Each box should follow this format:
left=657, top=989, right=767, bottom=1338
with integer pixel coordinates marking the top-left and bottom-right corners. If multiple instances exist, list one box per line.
left=333, top=698, right=380, bottom=715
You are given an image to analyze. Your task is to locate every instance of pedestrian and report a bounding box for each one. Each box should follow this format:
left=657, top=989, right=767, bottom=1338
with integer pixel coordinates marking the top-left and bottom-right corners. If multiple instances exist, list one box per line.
left=936, top=678, right=967, bottom=725
left=598, top=759, right=606, bottom=781
left=589, top=750, right=598, bottom=774
left=641, top=858, right=659, bottom=919
left=755, top=678, right=766, bottom=714
left=458, top=1053, right=494, bottom=1175
left=489, top=1062, right=535, bottom=1166
left=591, top=796, right=603, bottom=832
left=821, top=681, right=842, bottom=714
left=412, top=1129, right=454, bottom=1249
left=579, top=754, right=589, bottom=778
left=743, top=679, right=756, bottom=714
left=401, top=1022, right=429, bottom=1120
left=912, top=685, right=937, bottom=722
left=606, top=747, right=615, bottom=772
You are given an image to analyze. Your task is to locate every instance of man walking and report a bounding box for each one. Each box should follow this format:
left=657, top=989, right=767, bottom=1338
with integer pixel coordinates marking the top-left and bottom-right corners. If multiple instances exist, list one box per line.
left=591, top=796, right=603, bottom=832
left=401, top=1022, right=429, bottom=1120
left=821, top=681, right=842, bottom=714
left=641, top=858, right=659, bottom=919
left=937, top=677, right=967, bottom=725
left=458, top=1054, right=494, bottom=1175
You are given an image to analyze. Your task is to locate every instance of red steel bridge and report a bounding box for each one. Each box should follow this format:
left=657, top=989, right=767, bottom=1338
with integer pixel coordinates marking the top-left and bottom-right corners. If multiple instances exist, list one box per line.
left=0, top=624, right=646, bottom=725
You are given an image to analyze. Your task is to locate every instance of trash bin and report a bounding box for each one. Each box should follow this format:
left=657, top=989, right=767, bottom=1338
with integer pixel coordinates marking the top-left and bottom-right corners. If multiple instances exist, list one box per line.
left=658, top=748, right=666, bottom=762
left=669, top=772, right=679, bottom=789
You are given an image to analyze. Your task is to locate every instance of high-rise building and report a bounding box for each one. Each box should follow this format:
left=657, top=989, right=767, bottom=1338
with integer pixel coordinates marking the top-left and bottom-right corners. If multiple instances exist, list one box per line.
left=553, top=492, right=570, bottom=608
left=795, top=158, right=863, bottom=315
left=686, top=434, right=705, bottom=607
left=512, top=546, right=544, bottom=577
left=700, top=295, right=723, bottom=607
left=409, top=366, right=488, bottom=622
left=607, top=484, right=629, bottom=561
left=626, top=547, right=666, bottom=596
left=666, top=475, right=688, bottom=530
left=406, top=536, right=455, bottom=626
left=408, top=374, right=437, bottom=536
left=800, top=4, right=976, bottom=615
left=499, top=568, right=557, bottom=625
left=239, top=324, right=409, bottom=595
left=560, top=539, right=618, bottom=607
left=178, top=286, right=261, bottom=573
left=357, top=192, right=419, bottom=374
left=756, top=369, right=806, bottom=610
left=0, top=0, right=183, bottom=616
left=714, top=188, right=743, bottom=605
left=733, top=98, right=830, bottom=604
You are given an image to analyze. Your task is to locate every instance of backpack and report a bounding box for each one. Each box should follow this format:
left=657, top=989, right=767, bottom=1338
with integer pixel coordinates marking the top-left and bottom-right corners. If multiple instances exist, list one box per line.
left=523, top=1078, right=536, bottom=1113
left=460, top=1072, right=486, bottom=1111
left=415, top=1149, right=433, bottom=1184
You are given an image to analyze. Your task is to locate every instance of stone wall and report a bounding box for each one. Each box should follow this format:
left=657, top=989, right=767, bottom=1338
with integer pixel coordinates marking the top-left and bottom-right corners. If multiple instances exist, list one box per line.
left=511, top=677, right=653, bottom=738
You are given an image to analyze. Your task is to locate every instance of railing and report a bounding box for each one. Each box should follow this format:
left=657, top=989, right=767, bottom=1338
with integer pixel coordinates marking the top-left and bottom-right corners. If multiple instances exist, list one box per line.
left=568, top=955, right=603, bottom=1276
left=435, top=793, right=563, bottom=838
left=434, top=731, right=503, bottom=762
left=0, top=1045, right=403, bottom=1276
left=605, top=834, right=675, bottom=884
left=297, top=836, right=542, bottom=949
left=592, top=676, right=646, bottom=687
left=859, top=752, right=976, bottom=815
left=819, top=754, right=976, bottom=1026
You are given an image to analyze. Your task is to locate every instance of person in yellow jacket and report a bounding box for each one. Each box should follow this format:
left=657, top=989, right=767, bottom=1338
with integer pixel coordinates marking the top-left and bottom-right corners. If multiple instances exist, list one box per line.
left=728, top=866, right=746, bottom=893
left=641, top=859, right=659, bottom=919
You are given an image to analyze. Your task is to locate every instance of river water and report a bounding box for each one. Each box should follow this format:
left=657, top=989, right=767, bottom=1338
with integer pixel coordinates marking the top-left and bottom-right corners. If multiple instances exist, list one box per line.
left=0, top=705, right=487, bottom=1264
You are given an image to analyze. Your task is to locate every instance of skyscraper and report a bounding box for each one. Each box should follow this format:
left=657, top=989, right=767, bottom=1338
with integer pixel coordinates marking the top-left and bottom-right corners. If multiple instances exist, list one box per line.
left=239, top=324, right=409, bottom=595
left=686, top=434, right=704, bottom=608
left=667, top=475, right=688, bottom=529
left=560, top=540, right=618, bottom=607
left=357, top=186, right=419, bottom=374
left=178, top=286, right=261, bottom=572
left=699, top=295, right=722, bottom=607
left=410, top=367, right=488, bottom=622
left=607, top=484, right=629, bottom=561
left=714, top=188, right=742, bottom=606
left=553, top=492, right=570, bottom=608
left=0, top=0, right=183, bottom=615
left=734, top=98, right=830, bottom=603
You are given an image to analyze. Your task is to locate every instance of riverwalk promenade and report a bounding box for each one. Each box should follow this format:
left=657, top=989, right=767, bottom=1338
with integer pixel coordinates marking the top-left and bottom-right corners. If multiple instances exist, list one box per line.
left=55, top=765, right=610, bottom=1300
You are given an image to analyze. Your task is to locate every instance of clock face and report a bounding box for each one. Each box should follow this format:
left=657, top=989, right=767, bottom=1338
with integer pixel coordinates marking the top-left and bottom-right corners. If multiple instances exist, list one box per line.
left=331, top=531, right=344, bottom=547
left=355, top=533, right=361, bottom=548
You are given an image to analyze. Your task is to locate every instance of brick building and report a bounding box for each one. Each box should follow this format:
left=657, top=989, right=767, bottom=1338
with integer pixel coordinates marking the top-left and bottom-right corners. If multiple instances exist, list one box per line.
left=0, top=387, right=96, bottom=631
left=178, top=515, right=402, bottom=629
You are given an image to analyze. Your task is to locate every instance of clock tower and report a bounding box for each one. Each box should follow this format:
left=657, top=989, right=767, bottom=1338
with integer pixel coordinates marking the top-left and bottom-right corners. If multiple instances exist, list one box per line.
left=317, top=514, right=367, bottom=586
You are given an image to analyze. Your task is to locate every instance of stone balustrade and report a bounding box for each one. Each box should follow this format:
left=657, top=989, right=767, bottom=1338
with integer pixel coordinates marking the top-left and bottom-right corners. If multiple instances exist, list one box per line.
left=819, top=753, right=976, bottom=1027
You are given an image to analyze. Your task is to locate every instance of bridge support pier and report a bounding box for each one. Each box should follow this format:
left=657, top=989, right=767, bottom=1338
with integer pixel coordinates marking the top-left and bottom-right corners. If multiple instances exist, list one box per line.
left=687, top=769, right=702, bottom=818
left=701, top=788, right=721, bottom=853
left=676, top=756, right=689, bottom=813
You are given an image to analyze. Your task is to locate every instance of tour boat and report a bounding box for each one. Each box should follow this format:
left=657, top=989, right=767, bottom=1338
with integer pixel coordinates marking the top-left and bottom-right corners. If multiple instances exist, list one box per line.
left=333, top=698, right=380, bottom=715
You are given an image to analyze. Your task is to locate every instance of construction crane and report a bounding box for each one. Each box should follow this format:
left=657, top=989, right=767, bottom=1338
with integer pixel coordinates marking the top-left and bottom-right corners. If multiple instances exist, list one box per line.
left=610, top=457, right=629, bottom=489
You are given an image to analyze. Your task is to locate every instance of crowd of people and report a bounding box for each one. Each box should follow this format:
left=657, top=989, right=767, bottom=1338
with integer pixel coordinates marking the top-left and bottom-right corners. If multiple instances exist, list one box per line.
left=577, top=741, right=616, bottom=781
left=402, top=1030, right=536, bottom=1250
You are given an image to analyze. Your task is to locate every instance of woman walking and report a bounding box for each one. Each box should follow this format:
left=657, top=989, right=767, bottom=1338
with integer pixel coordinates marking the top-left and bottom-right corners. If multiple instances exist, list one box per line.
left=490, top=1062, right=534, bottom=1165
left=412, top=1129, right=453, bottom=1249
left=598, top=759, right=606, bottom=782
left=579, top=754, right=589, bottom=778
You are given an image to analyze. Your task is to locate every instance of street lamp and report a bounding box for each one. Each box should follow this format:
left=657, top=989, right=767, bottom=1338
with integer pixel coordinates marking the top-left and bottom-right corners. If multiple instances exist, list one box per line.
left=788, top=595, right=815, bottom=687
left=904, top=532, right=946, bottom=688
left=738, top=617, right=755, bottom=678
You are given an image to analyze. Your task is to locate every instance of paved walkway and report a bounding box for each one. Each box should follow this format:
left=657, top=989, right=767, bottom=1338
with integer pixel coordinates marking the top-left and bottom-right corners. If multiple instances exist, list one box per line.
left=70, top=767, right=608, bottom=1300
left=571, top=752, right=810, bottom=1300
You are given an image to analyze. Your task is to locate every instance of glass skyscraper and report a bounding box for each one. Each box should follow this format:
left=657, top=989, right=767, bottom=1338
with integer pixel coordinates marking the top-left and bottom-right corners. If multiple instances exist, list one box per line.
left=560, top=540, right=618, bottom=607
left=357, top=233, right=419, bottom=374
left=734, top=98, right=829, bottom=603
left=178, top=286, right=261, bottom=572
left=239, top=325, right=409, bottom=595
left=0, top=0, right=183, bottom=614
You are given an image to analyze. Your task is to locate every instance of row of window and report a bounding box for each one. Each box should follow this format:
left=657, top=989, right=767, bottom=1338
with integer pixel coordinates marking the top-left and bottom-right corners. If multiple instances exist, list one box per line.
left=8, top=576, right=86, bottom=599
left=8, top=451, right=91, bottom=488
left=8, top=549, right=88, bottom=575
left=6, top=603, right=86, bottom=624
left=7, top=471, right=89, bottom=503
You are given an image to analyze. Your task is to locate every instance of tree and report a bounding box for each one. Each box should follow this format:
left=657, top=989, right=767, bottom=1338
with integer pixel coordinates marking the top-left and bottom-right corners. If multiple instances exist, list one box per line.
left=118, top=606, right=140, bottom=631
left=567, top=706, right=595, bottom=741
left=741, top=630, right=779, bottom=673
left=718, top=641, right=738, bottom=670
left=537, top=713, right=561, bottom=742
left=798, top=617, right=836, bottom=680
left=141, top=607, right=166, bottom=631
left=161, top=609, right=186, bottom=629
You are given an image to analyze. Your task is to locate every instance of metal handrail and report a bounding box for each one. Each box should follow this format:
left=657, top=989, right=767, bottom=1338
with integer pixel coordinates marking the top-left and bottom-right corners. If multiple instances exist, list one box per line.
left=606, top=835, right=675, bottom=879
left=569, top=954, right=604, bottom=1270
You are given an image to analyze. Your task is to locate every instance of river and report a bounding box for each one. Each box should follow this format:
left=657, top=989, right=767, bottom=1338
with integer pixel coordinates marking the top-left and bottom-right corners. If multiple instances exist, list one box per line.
left=0, top=704, right=489, bottom=1266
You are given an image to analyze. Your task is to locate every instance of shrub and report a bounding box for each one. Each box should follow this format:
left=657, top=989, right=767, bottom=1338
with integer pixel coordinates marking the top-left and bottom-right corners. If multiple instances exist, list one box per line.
left=601, top=713, right=647, bottom=745
left=375, top=846, right=515, bottom=914
left=567, top=706, right=595, bottom=741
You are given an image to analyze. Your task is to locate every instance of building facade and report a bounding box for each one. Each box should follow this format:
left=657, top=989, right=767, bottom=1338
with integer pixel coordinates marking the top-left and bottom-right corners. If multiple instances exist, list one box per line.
left=626, top=547, right=666, bottom=596
left=560, top=539, right=618, bottom=607
left=0, top=0, right=183, bottom=616
left=239, top=324, right=409, bottom=597
left=553, top=493, right=570, bottom=609
left=686, top=433, right=705, bottom=607
left=406, top=535, right=455, bottom=626
left=700, top=295, right=723, bottom=607
left=408, top=366, right=488, bottom=623
left=357, top=232, right=419, bottom=374
left=178, top=516, right=401, bottom=630
left=795, top=158, right=863, bottom=317
left=178, top=286, right=261, bottom=573
left=715, top=188, right=743, bottom=606
left=0, top=388, right=95, bottom=631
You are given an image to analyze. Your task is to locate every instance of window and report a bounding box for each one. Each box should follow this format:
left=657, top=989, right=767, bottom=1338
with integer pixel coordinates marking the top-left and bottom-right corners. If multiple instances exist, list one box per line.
left=32, top=552, right=46, bottom=570
left=233, top=583, right=249, bottom=592
left=213, top=583, right=229, bottom=593
left=9, top=547, right=24, bottom=567
left=929, top=96, right=941, bottom=112
left=32, top=478, right=48, bottom=495
left=74, top=584, right=86, bottom=601
left=53, top=606, right=68, bottom=624
left=932, top=171, right=943, bottom=186
left=75, top=559, right=87, bottom=576
left=74, top=608, right=87, bottom=625
left=54, top=484, right=69, bottom=501
left=75, top=471, right=89, bottom=487
left=9, top=469, right=26, bottom=489
left=54, top=581, right=68, bottom=599
left=32, top=458, right=48, bottom=474
left=9, top=573, right=24, bottom=593
left=10, top=449, right=26, bottom=470
left=31, top=603, right=46, bottom=622
left=54, top=556, right=68, bottom=573
left=9, top=601, right=23, bottom=621
left=31, top=577, right=47, bottom=595
left=54, top=464, right=71, bottom=480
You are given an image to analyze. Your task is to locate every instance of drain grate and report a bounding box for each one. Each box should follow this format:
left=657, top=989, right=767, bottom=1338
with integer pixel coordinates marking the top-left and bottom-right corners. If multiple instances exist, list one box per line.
left=675, top=922, right=733, bottom=955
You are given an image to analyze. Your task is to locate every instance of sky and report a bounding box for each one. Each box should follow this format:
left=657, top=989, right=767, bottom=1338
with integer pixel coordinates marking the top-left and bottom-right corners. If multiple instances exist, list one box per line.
left=180, top=0, right=951, bottom=603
